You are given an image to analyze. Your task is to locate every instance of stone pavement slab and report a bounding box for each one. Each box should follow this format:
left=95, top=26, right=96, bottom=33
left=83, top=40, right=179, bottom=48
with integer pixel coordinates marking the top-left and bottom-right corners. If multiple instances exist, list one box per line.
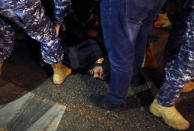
left=0, top=89, right=66, bottom=131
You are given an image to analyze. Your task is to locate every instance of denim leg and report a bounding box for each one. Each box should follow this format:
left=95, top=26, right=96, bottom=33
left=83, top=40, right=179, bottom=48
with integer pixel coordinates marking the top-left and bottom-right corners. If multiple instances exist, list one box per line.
left=100, top=0, right=140, bottom=104
left=100, top=0, right=165, bottom=104
left=132, top=0, right=165, bottom=76
left=133, top=20, right=154, bottom=76
left=133, top=0, right=165, bottom=76
left=0, top=18, right=15, bottom=63
left=157, top=10, right=194, bottom=107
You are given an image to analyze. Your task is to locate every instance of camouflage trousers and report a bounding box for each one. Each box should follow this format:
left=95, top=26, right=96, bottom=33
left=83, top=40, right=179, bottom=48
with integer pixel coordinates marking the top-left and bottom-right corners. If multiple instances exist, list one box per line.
left=157, top=8, right=194, bottom=107
left=0, top=0, right=64, bottom=64
left=163, top=9, right=187, bottom=72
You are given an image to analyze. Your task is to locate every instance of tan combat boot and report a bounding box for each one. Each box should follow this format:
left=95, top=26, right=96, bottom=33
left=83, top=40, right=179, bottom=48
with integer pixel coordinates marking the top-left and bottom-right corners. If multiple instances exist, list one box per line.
left=0, top=63, right=2, bottom=76
left=182, top=81, right=194, bottom=93
left=51, top=61, right=71, bottom=85
left=150, top=99, right=190, bottom=130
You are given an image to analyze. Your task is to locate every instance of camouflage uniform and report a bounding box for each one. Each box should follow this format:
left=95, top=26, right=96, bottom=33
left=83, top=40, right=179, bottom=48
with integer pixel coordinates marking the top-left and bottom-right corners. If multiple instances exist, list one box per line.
left=0, top=0, right=71, bottom=64
left=157, top=6, right=194, bottom=107
left=163, top=11, right=187, bottom=72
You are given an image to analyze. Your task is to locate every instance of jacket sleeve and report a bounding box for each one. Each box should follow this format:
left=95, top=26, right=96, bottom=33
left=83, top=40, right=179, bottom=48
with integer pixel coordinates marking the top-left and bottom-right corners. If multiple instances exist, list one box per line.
left=54, top=0, right=71, bottom=24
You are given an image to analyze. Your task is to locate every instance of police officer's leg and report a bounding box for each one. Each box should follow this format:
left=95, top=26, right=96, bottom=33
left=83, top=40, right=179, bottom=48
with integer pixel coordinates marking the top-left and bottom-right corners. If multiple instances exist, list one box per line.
left=163, top=10, right=187, bottom=73
left=150, top=9, right=194, bottom=130
left=0, top=18, right=15, bottom=75
left=5, top=0, right=71, bottom=84
left=163, top=8, right=194, bottom=93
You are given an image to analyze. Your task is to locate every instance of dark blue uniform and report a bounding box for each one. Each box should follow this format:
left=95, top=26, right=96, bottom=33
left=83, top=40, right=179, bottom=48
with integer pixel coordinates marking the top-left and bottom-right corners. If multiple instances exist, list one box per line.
left=157, top=5, right=194, bottom=107
left=0, top=0, right=71, bottom=64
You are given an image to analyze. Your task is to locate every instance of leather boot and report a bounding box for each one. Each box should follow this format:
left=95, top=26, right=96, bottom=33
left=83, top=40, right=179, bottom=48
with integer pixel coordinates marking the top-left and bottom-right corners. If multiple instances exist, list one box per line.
left=51, top=62, right=71, bottom=84
left=150, top=99, right=190, bottom=130
left=0, top=63, right=2, bottom=76
left=182, top=81, right=194, bottom=93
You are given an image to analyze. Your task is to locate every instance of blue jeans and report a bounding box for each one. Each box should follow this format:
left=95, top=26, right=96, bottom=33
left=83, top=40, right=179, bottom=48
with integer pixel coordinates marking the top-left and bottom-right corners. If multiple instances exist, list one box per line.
left=100, top=0, right=165, bottom=104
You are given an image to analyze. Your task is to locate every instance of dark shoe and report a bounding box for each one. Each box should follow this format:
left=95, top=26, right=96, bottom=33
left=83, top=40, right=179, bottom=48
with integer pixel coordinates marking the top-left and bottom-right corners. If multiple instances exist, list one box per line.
left=131, top=74, right=146, bottom=87
left=96, top=95, right=128, bottom=112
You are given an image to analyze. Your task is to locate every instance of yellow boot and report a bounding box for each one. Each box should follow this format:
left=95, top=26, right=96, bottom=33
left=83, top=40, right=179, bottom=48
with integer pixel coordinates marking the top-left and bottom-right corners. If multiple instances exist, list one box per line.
left=0, top=63, right=2, bottom=76
left=51, top=61, right=71, bottom=85
left=150, top=99, right=190, bottom=130
left=182, top=81, right=194, bottom=93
